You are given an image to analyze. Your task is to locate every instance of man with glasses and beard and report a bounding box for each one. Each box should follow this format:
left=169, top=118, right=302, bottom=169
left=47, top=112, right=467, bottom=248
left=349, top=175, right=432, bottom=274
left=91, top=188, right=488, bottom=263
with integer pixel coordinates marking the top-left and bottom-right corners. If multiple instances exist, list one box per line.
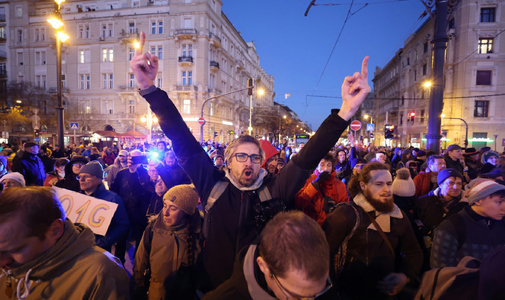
left=130, top=31, right=371, bottom=291
left=323, top=162, right=422, bottom=300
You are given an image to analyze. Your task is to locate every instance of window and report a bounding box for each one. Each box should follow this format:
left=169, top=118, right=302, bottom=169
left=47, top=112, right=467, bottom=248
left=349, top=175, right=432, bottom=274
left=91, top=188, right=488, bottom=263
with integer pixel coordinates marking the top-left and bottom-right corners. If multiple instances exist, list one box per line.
left=182, top=44, right=192, bottom=57
left=61, top=74, right=66, bottom=88
left=184, top=18, right=192, bottom=29
left=157, top=72, right=162, bottom=88
left=480, top=8, right=495, bottom=23
left=129, top=22, right=136, bottom=33
left=182, top=71, right=192, bottom=85
left=132, top=0, right=140, bottom=7
left=86, top=24, right=90, bottom=38
left=79, top=74, right=90, bottom=90
left=35, top=28, right=39, bottom=41
left=15, top=6, right=22, bottom=17
left=17, top=29, right=22, bottom=43
left=401, top=96, right=405, bottom=106
left=36, top=75, right=41, bottom=87
left=103, top=73, right=113, bottom=89
left=407, top=57, right=410, bottom=66
left=414, top=70, right=417, bottom=81
left=476, top=70, right=492, bottom=85
left=79, top=100, right=91, bottom=114
left=102, top=100, right=114, bottom=114
left=421, top=109, right=425, bottom=123
left=158, top=46, right=163, bottom=59
left=129, top=100, right=135, bottom=113
left=423, top=42, right=428, bottom=53
left=212, top=0, right=216, bottom=11
left=210, top=102, right=214, bottom=116
left=151, top=21, right=156, bottom=34
left=17, top=52, right=24, bottom=65
left=102, top=23, right=114, bottom=38
left=474, top=101, right=489, bottom=117
left=79, top=49, right=90, bottom=63
left=102, top=48, right=113, bottom=62
left=35, top=51, right=46, bottom=65
left=78, top=24, right=90, bottom=39
left=158, top=21, right=163, bottom=34
left=478, top=38, right=493, bottom=54
left=183, top=99, right=191, bottom=114
left=400, top=113, right=403, bottom=125
left=0, top=27, right=5, bottom=39
left=129, top=73, right=135, bottom=87
left=423, top=63, right=427, bottom=76
left=129, top=48, right=135, bottom=61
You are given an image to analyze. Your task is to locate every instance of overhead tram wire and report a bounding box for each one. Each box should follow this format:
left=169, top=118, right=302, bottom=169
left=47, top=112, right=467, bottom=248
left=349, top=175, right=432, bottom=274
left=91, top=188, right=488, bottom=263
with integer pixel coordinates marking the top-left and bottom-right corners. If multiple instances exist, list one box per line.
left=314, top=0, right=409, bottom=5
left=302, top=0, right=356, bottom=118
left=305, top=93, right=505, bottom=101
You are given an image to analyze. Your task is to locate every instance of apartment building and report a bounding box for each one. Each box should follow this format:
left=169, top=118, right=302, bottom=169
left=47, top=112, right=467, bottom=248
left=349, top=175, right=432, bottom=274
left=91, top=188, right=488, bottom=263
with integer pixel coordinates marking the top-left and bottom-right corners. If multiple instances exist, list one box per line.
left=373, top=0, right=504, bottom=150
left=7, top=0, right=274, bottom=144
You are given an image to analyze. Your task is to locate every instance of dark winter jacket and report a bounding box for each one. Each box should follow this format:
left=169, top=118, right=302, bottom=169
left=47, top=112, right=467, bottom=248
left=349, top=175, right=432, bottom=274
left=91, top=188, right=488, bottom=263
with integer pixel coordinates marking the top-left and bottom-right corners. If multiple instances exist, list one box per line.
left=431, top=206, right=505, bottom=268
left=323, top=195, right=423, bottom=300
left=158, top=162, right=191, bottom=190
left=464, top=156, right=481, bottom=180
left=11, top=151, right=46, bottom=186
left=202, top=242, right=276, bottom=300
left=444, top=154, right=464, bottom=177
left=110, top=167, right=151, bottom=230
left=38, top=154, right=55, bottom=174
left=141, top=86, right=350, bottom=290
left=80, top=183, right=130, bottom=252
left=415, top=188, right=468, bottom=234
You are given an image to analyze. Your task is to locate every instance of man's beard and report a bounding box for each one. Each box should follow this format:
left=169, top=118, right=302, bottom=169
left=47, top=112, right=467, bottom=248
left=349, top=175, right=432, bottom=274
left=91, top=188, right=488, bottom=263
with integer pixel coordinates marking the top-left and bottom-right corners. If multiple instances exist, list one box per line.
left=236, top=168, right=258, bottom=187
left=364, top=188, right=394, bottom=213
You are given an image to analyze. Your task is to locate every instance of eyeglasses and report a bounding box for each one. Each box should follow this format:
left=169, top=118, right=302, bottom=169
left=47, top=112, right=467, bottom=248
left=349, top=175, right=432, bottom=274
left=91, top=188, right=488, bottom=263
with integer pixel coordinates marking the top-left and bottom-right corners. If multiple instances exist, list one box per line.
left=271, top=272, right=333, bottom=300
left=72, top=162, right=85, bottom=166
left=233, top=153, right=262, bottom=164
left=444, top=181, right=463, bottom=188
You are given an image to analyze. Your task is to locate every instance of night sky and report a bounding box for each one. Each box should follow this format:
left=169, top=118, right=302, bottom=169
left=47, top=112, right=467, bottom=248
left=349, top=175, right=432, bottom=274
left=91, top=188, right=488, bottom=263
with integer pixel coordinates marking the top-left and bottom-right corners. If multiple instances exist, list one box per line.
left=222, top=0, right=427, bottom=129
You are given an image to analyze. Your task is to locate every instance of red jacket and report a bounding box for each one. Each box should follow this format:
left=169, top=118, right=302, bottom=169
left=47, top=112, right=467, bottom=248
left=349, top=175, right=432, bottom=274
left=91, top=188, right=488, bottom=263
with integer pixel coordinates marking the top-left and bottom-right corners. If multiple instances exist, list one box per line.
left=413, top=171, right=433, bottom=199
left=102, top=152, right=116, bottom=166
left=295, top=170, right=349, bottom=226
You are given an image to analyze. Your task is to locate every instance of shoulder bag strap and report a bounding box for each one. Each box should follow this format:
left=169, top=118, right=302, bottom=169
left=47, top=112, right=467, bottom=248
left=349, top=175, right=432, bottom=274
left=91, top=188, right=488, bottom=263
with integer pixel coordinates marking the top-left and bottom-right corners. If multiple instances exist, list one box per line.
left=359, top=206, right=395, bottom=256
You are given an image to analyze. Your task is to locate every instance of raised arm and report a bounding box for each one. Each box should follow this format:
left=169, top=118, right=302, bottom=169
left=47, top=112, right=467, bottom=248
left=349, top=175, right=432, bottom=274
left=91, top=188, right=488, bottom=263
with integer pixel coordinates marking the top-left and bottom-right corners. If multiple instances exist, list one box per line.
left=130, top=32, right=219, bottom=204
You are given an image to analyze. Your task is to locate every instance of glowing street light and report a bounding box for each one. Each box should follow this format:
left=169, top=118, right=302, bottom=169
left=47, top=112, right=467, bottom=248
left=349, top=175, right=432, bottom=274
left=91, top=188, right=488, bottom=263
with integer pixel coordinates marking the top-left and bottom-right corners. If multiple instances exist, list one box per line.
left=283, top=115, right=287, bottom=119
left=48, top=18, right=64, bottom=30
left=424, top=81, right=432, bottom=88
left=57, top=32, right=69, bottom=42
left=258, top=88, right=265, bottom=96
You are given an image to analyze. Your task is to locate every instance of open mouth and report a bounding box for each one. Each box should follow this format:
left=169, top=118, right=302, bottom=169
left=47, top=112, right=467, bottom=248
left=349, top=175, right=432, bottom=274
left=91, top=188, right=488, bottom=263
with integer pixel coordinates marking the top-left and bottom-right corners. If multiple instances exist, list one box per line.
left=244, top=170, right=252, bottom=177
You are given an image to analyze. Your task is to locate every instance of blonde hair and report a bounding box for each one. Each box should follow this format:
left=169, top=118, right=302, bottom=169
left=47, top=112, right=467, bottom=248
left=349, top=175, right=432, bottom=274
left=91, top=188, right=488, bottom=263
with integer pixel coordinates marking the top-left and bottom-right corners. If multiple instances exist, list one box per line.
left=224, top=135, right=265, bottom=165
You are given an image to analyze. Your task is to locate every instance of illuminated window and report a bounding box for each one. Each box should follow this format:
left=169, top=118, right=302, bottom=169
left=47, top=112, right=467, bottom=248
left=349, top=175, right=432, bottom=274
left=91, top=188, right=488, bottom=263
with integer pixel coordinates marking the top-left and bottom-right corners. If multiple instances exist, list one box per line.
left=474, top=101, right=489, bottom=117
left=478, top=38, right=493, bottom=54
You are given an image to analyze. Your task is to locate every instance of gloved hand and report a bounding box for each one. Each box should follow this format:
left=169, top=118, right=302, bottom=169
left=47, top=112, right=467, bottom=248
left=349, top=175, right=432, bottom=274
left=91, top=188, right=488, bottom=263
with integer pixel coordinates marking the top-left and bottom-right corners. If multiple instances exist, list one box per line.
left=314, top=171, right=331, bottom=184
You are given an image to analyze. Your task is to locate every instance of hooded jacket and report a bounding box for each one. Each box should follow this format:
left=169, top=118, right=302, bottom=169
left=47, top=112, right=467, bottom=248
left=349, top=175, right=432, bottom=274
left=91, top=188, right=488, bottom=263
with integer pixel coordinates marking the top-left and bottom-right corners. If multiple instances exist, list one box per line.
left=55, top=155, right=88, bottom=192
left=295, top=169, right=349, bottom=226
left=11, top=151, right=46, bottom=186
left=106, top=157, right=128, bottom=187
left=132, top=212, right=203, bottom=300
left=0, top=221, right=129, bottom=300
left=140, top=86, right=350, bottom=290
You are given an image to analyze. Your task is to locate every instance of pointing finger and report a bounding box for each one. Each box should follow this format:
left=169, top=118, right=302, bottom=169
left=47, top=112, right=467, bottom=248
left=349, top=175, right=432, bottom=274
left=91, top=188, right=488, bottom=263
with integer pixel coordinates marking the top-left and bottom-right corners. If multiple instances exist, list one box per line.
left=361, top=56, right=369, bottom=81
left=135, top=31, right=146, bottom=56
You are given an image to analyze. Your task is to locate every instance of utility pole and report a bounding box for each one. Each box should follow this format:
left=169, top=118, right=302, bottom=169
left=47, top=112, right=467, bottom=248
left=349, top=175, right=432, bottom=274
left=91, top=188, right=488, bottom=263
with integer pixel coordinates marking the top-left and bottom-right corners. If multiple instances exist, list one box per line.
left=425, top=0, right=449, bottom=153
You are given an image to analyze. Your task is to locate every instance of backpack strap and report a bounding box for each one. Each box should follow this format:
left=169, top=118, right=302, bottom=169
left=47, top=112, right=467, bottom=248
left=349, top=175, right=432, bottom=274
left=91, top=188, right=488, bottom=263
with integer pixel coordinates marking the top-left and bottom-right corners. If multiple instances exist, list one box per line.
left=334, top=203, right=360, bottom=276
left=205, top=181, right=229, bottom=213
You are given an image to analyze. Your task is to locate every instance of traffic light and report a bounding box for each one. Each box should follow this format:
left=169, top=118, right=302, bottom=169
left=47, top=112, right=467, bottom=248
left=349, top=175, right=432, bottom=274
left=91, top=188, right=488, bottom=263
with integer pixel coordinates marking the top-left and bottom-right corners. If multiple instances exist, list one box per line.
left=409, top=112, right=415, bottom=123
left=384, top=124, right=394, bottom=139
left=229, top=130, right=235, bottom=135
left=247, top=78, right=253, bottom=96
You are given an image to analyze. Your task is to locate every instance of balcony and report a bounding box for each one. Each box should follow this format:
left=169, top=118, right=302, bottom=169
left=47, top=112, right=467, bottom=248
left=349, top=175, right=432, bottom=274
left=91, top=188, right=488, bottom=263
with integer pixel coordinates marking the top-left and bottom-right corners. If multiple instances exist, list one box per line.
left=175, top=28, right=197, bottom=39
left=0, top=69, right=6, bottom=78
left=236, top=59, right=244, bottom=70
left=118, top=85, right=137, bottom=92
left=0, top=33, right=5, bottom=43
left=178, top=56, right=194, bottom=66
left=208, top=88, right=222, bottom=94
left=119, top=29, right=139, bottom=44
left=209, top=32, right=221, bottom=47
left=176, top=85, right=198, bottom=92
left=0, top=50, right=6, bottom=59
left=0, top=15, right=5, bottom=22
left=210, top=60, right=219, bottom=71
left=48, top=87, right=70, bottom=94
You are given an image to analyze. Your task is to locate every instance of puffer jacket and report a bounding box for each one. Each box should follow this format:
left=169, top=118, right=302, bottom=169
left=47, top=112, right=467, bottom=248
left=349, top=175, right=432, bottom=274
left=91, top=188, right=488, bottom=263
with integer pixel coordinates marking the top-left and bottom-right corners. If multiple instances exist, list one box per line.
left=140, top=86, right=351, bottom=290
left=295, top=170, right=349, bottom=226
left=0, top=221, right=129, bottom=300
left=11, top=151, right=46, bottom=186
left=132, top=212, right=203, bottom=300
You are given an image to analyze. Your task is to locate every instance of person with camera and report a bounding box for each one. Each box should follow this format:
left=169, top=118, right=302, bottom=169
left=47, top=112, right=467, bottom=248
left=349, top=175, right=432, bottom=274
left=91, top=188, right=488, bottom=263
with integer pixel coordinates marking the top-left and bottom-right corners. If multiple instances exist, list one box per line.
left=110, top=149, right=151, bottom=264
left=295, top=152, right=349, bottom=226
left=130, top=31, right=370, bottom=290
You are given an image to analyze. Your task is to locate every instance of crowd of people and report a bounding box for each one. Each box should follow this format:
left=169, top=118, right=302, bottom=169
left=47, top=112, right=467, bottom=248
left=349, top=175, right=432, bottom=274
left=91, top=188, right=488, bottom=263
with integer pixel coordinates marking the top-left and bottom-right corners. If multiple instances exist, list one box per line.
left=1, top=33, right=504, bottom=300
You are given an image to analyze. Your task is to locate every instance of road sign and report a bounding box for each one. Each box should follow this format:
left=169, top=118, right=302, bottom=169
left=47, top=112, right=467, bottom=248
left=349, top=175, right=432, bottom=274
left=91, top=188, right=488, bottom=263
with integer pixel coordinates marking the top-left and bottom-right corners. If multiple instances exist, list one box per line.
left=198, top=117, right=205, bottom=125
left=33, top=125, right=40, bottom=130
left=350, top=120, right=362, bottom=131
left=70, top=122, right=79, bottom=130
left=366, top=124, right=374, bottom=131
left=34, top=137, right=40, bottom=143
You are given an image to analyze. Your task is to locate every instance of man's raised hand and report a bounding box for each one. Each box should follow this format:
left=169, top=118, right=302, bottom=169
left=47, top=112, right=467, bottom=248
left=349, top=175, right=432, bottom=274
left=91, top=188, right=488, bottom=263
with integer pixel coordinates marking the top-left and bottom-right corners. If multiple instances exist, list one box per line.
left=130, top=31, right=159, bottom=90
left=338, top=56, right=370, bottom=121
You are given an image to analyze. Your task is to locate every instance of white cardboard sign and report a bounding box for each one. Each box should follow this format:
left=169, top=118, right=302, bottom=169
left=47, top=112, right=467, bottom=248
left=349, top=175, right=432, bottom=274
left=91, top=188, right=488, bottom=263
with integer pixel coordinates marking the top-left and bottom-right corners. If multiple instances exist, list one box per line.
left=52, top=187, right=118, bottom=236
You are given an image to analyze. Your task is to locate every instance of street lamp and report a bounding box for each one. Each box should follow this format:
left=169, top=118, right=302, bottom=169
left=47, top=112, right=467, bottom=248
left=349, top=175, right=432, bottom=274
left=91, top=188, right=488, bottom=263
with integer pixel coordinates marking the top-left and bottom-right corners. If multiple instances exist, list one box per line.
left=141, top=110, right=157, bottom=144
left=441, top=114, right=468, bottom=148
left=48, top=0, right=68, bottom=152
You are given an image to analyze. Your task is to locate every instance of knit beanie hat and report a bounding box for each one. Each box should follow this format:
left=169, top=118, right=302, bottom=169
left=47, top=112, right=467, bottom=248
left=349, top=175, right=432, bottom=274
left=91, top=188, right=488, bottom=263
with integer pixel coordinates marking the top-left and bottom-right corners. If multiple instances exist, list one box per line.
left=163, top=184, right=199, bottom=215
left=78, top=161, right=104, bottom=179
left=482, top=151, right=499, bottom=164
left=465, top=178, right=505, bottom=205
left=119, top=150, right=128, bottom=157
left=0, top=172, right=26, bottom=187
left=437, top=168, right=463, bottom=186
left=392, top=168, right=415, bottom=197
left=259, top=140, right=279, bottom=168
